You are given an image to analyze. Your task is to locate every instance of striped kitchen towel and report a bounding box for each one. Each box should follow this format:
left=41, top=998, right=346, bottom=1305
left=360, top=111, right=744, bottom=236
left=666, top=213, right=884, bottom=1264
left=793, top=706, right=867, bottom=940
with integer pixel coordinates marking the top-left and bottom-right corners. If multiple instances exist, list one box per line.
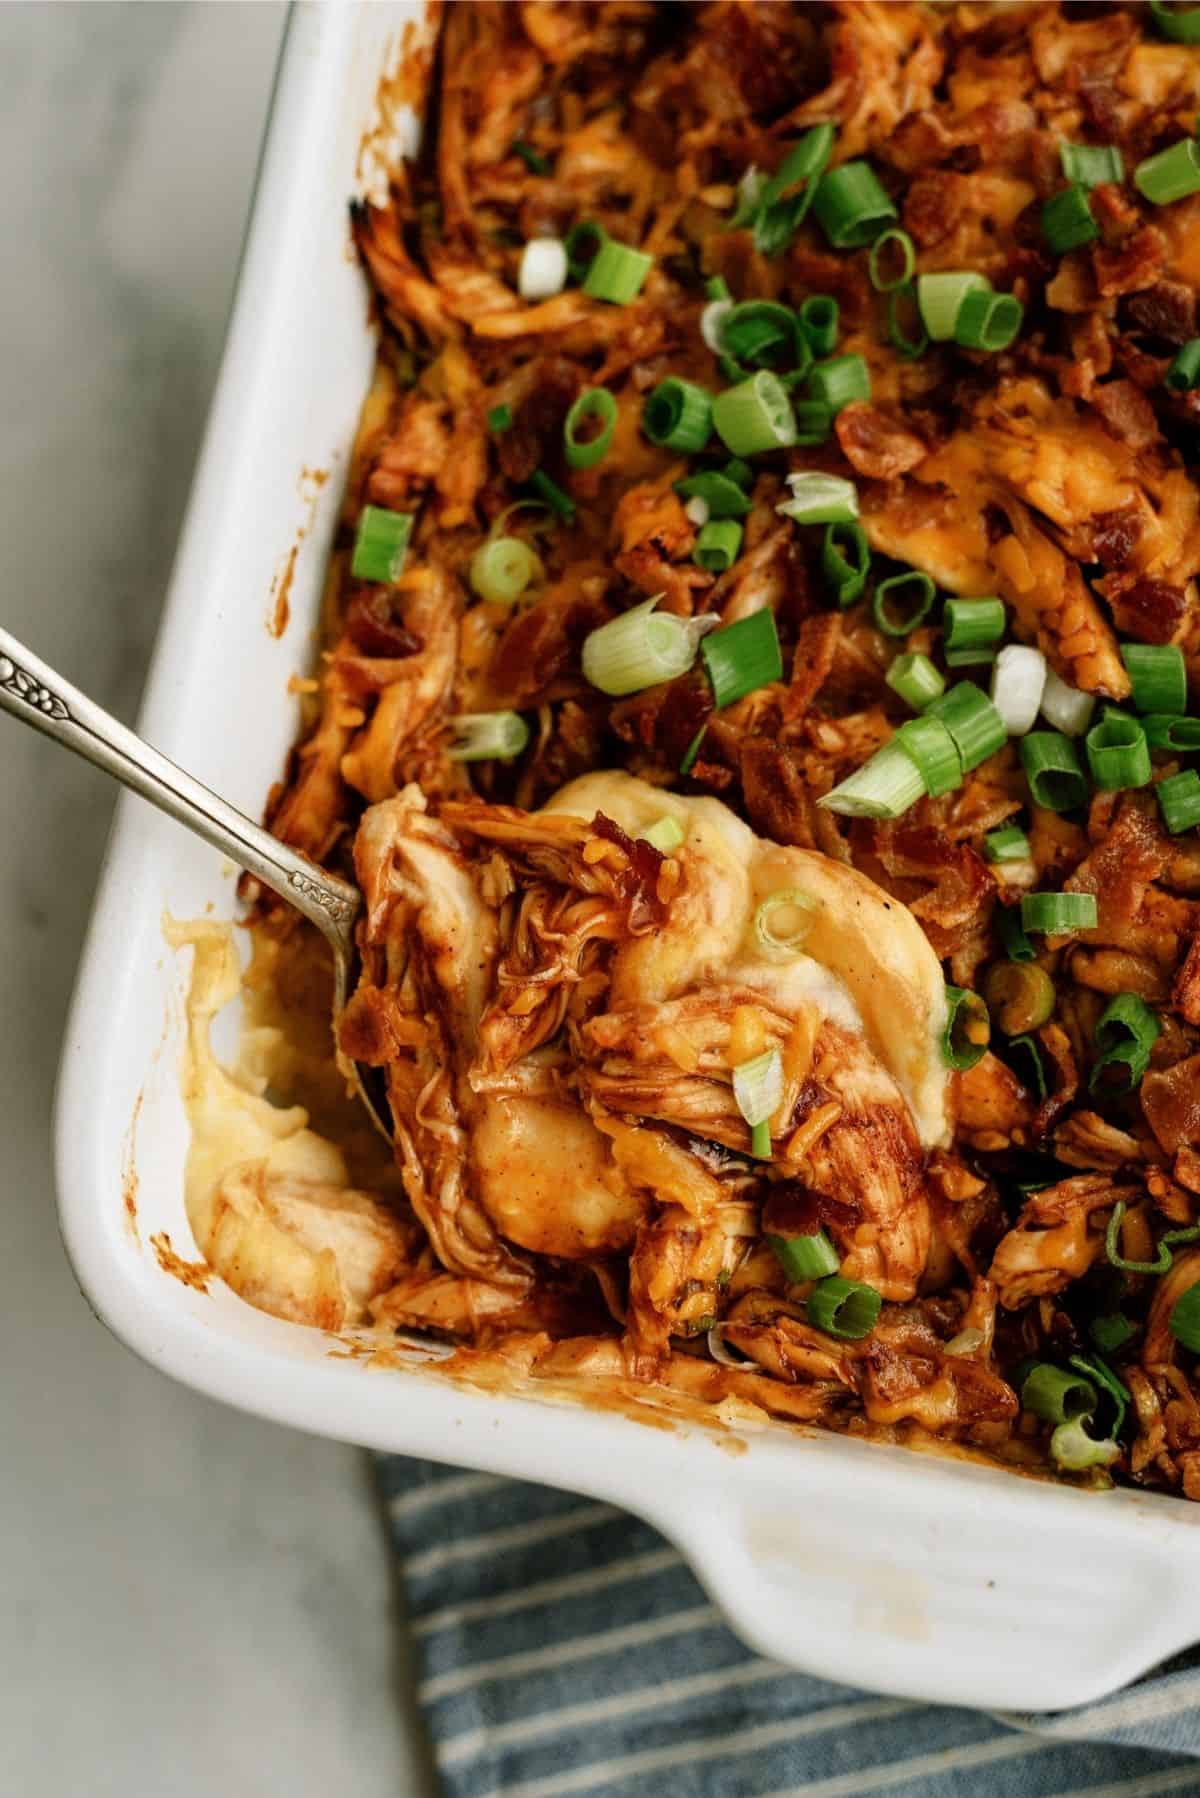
left=376, top=1456, right=1200, bottom=1798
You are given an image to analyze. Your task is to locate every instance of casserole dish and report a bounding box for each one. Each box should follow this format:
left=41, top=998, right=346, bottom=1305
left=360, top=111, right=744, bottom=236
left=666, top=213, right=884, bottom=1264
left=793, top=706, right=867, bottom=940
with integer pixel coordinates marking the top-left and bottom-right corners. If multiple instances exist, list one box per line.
left=55, top=0, right=1200, bottom=1712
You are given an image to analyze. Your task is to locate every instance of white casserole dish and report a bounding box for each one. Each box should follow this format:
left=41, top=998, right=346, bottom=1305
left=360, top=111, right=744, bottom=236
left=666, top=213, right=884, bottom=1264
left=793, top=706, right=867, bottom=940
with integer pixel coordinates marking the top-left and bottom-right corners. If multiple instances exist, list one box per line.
left=55, top=0, right=1200, bottom=1712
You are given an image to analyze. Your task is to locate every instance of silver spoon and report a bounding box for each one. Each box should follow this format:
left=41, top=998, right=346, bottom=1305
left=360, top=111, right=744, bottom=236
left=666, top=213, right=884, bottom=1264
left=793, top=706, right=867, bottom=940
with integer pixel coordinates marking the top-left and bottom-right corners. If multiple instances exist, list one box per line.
left=0, top=624, right=392, bottom=1141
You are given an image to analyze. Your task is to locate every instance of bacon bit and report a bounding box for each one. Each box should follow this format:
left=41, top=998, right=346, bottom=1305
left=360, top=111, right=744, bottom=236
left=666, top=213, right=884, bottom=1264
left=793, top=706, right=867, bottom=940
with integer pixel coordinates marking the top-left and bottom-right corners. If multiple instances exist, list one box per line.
left=345, top=588, right=422, bottom=657
left=739, top=739, right=816, bottom=850
left=591, top=812, right=669, bottom=919
left=835, top=402, right=927, bottom=480
left=903, top=170, right=969, bottom=246
left=486, top=587, right=608, bottom=709
left=1174, top=935, right=1200, bottom=1026
left=784, top=1102, right=843, bottom=1164
left=1142, top=1055, right=1200, bottom=1156
left=1126, top=280, right=1197, bottom=347
left=871, top=823, right=995, bottom=958
left=1090, top=182, right=1140, bottom=247
left=497, top=358, right=580, bottom=484
left=1090, top=503, right=1141, bottom=571
left=762, top=1180, right=860, bottom=1240
left=1100, top=576, right=1188, bottom=647
left=1088, top=379, right=1160, bottom=450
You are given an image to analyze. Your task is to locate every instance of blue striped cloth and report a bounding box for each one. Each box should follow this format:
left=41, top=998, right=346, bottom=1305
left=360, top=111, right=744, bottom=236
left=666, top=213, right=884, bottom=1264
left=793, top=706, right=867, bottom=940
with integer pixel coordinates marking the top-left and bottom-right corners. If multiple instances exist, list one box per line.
left=376, top=1455, right=1200, bottom=1798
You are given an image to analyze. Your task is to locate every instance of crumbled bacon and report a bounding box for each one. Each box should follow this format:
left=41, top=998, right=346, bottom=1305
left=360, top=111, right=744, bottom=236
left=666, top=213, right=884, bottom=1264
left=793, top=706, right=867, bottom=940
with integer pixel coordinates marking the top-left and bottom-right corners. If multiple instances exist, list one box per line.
left=1125, top=280, right=1197, bottom=346
left=344, top=589, right=421, bottom=658
left=1099, top=577, right=1188, bottom=647
left=1088, top=379, right=1160, bottom=450
left=835, top=402, right=927, bottom=480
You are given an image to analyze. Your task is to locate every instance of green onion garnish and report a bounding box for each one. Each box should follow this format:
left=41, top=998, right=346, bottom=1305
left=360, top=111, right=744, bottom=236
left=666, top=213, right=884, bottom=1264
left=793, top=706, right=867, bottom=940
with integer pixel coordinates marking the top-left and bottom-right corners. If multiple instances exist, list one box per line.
left=350, top=505, right=413, bottom=583
left=1041, top=185, right=1098, bottom=253
left=1135, top=138, right=1200, bottom=205
left=954, top=289, right=1024, bottom=352
left=1069, top=1350, right=1131, bottom=1441
left=447, top=711, right=529, bottom=763
left=926, top=681, right=1007, bottom=770
left=487, top=403, right=513, bottom=433
left=1121, top=643, right=1187, bottom=714
left=754, top=888, right=816, bottom=955
left=581, top=597, right=714, bottom=698
left=1169, top=1283, right=1200, bottom=1353
left=706, top=276, right=731, bottom=301
left=1020, top=730, right=1088, bottom=810
left=724, top=458, right=753, bottom=490
left=1149, top=0, right=1200, bottom=40
left=641, top=815, right=685, bottom=855
left=812, top=160, right=897, bottom=249
left=872, top=571, right=936, bottom=638
left=998, top=904, right=1036, bottom=962
left=679, top=723, right=707, bottom=777
left=886, top=283, right=930, bottom=360
left=1007, top=1032, right=1047, bottom=1097
left=984, top=825, right=1031, bottom=864
left=1105, top=1200, right=1172, bottom=1275
left=808, top=1275, right=881, bottom=1340
left=564, top=387, right=617, bottom=469
left=1021, top=1363, right=1096, bottom=1427
left=1166, top=339, right=1200, bottom=392
left=768, top=1230, right=840, bottom=1283
left=511, top=140, right=551, bottom=176
left=674, top=470, right=751, bottom=520
left=983, top=960, right=1055, bottom=1035
left=528, top=469, right=575, bottom=521
left=868, top=227, right=916, bottom=293
left=1144, top=713, right=1200, bottom=751
left=730, top=166, right=767, bottom=230
left=732, top=1046, right=783, bottom=1134
left=583, top=237, right=653, bottom=304
left=894, top=715, right=961, bottom=798
left=1059, top=141, right=1125, bottom=189
left=642, top=378, right=714, bottom=452
left=753, top=124, right=836, bottom=256
left=943, top=596, right=1005, bottom=659
left=720, top=301, right=809, bottom=377
left=818, top=740, right=927, bottom=819
left=917, top=270, right=991, bottom=341
left=1158, top=768, right=1200, bottom=834
left=693, top=519, right=744, bottom=573
left=799, top=295, right=839, bottom=357
left=1090, top=1313, right=1136, bottom=1356
left=792, top=400, right=834, bottom=445
left=822, top=521, right=871, bottom=607
left=469, top=536, right=539, bottom=606
left=1085, top=709, right=1152, bottom=792
left=1040, top=667, right=1096, bottom=737
left=777, top=471, right=859, bottom=526
left=712, top=371, right=797, bottom=456
left=1050, top=1416, right=1120, bottom=1472
left=564, top=220, right=608, bottom=283
left=806, top=352, right=871, bottom=415
left=942, top=984, right=990, bottom=1071
left=1091, top=991, right=1162, bottom=1094
left=1021, top=891, right=1099, bottom=934
left=886, top=651, right=944, bottom=712
left=701, top=608, right=783, bottom=708
left=991, top=644, right=1047, bottom=736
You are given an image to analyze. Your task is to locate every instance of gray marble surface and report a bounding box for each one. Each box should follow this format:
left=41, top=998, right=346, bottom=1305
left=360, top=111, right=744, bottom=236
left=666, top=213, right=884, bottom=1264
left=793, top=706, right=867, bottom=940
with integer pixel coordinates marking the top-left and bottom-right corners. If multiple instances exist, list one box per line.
left=1, top=8, right=436, bottom=1794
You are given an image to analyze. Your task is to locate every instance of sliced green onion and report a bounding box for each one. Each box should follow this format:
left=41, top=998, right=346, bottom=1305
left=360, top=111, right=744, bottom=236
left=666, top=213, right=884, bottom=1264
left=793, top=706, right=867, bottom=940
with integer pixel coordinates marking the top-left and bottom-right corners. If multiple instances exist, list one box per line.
left=777, top=471, right=859, bottom=527
left=721, top=301, right=808, bottom=376
left=942, top=984, right=990, bottom=1071
left=1165, top=338, right=1200, bottom=393
left=1041, top=185, right=1098, bottom=254
left=799, top=295, right=839, bottom=357
left=754, top=889, right=817, bottom=956
left=1158, top=768, right=1200, bottom=834
left=712, top=372, right=797, bottom=456
left=983, top=961, right=1055, bottom=1035
left=887, top=651, right=944, bottom=712
left=564, top=220, right=608, bottom=282
left=768, top=1230, right=840, bottom=1283
left=1121, top=643, right=1188, bottom=714
left=927, top=681, right=1007, bottom=771
left=680, top=723, right=708, bottom=776
left=954, top=289, right=1024, bottom=352
left=732, top=1047, right=783, bottom=1130
left=1090, top=1314, right=1136, bottom=1355
left=642, top=378, right=714, bottom=452
left=706, top=276, right=731, bottom=301
left=724, top=458, right=754, bottom=490
left=1068, top=1353, right=1130, bottom=1438
left=583, top=237, right=653, bottom=304
left=447, top=711, right=529, bottom=762
left=1059, top=141, right=1125, bottom=189
left=944, top=597, right=1005, bottom=657
left=984, top=825, right=1031, bottom=864
left=582, top=597, right=714, bottom=698
left=1040, top=668, right=1096, bottom=737
left=818, top=740, right=927, bottom=819
left=701, top=297, right=733, bottom=355
left=886, top=283, right=930, bottom=360
left=999, top=904, right=1037, bottom=962
left=750, top=1120, right=772, bottom=1160
left=1021, top=1363, right=1096, bottom=1426
left=469, top=536, right=539, bottom=606
left=1135, top=138, right=1200, bottom=205
left=564, top=387, right=617, bottom=469
left=510, top=140, right=551, bottom=176
left=792, top=400, right=834, bottom=445
left=1105, top=1200, right=1172, bottom=1276
left=641, top=816, right=685, bottom=855
left=1007, top=1032, right=1047, bottom=1097
left=807, top=1275, right=882, bottom=1340
left=1150, top=0, right=1200, bottom=40
left=1144, top=713, right=1200, bottom=751
left=754, top=124, right=836, bottom=256
left=486, top=403, right=513, bottom=433
left=823, top=522, right=871, bottom=607
left=945, top=648, right=996, bottom=671
left=812, top=160, right=897, bottom=249
left=991, top=644, right=1047, bottom=737
left=1169, top=1283, right=1200, bottom=1352
left=1021, top=890, right=1098, bottom=934
left=693, top=519, right=744, bottom=573
left=674, top=470, right=751, bottom=520
left=528, top=469, right=576, bottom=521
left=519, top=238, right=568, bottom=301
left=806, top=353, right=870, bottom=415
left=730, top=166, right=767, bottom=230
left=350, top=505, right=413, bottom=583
left=868, top=227, right=915, bottom=292
left=701, top=609, right=783, bottom=708
left=917, top=271, right=991, bottom=341
left=1085, top=709, right=1152, bottom=792
left=1020, top=730, right=1088, bottom=810
left=895, top=715, right=961, bottom=798
left=1050, top=1416, right=1120, bottom=1471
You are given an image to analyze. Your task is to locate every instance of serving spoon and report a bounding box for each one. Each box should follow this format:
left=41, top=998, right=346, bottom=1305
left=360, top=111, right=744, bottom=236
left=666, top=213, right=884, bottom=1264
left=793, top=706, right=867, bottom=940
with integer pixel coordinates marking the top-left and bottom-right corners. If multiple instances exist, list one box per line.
left=0, top=624, right=392, bottom=1140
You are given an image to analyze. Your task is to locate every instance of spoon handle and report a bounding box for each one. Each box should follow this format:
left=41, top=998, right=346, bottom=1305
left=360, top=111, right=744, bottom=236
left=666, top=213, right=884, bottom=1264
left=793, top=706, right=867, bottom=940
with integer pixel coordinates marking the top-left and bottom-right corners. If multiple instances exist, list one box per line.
left=0, top=626, right=359, bottom=948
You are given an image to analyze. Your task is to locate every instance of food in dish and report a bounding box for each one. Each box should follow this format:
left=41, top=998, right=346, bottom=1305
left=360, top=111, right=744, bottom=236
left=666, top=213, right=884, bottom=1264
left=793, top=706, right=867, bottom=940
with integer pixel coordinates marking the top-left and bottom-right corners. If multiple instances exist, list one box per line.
left=180, top=1, right=1200, bottom=1497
